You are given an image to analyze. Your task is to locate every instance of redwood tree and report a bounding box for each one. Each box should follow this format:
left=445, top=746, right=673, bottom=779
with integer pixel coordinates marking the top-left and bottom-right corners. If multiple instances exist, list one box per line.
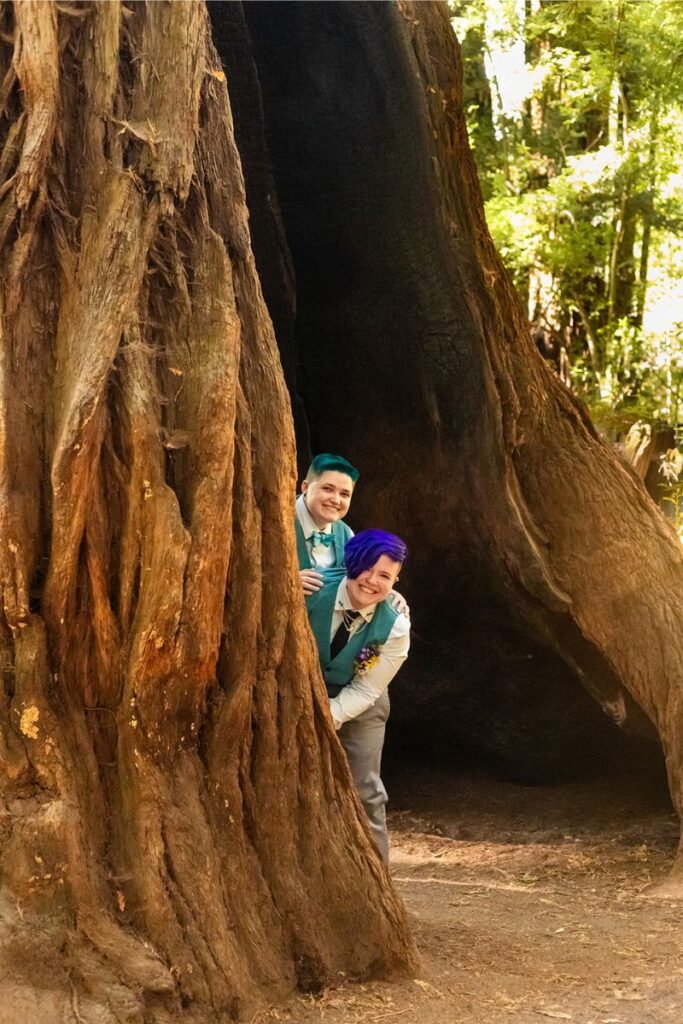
left=4, top=0, right=683, bottom=1019
left=0, top=3, right=416, bottom=1021
left=217, top=0, right=683, bottom=875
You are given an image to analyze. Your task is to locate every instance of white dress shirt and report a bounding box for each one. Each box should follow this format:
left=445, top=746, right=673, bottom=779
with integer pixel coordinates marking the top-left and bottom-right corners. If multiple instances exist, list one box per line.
left=296, top=493, right=353, bottom=568
left=328, top=579, right=410, bottom=730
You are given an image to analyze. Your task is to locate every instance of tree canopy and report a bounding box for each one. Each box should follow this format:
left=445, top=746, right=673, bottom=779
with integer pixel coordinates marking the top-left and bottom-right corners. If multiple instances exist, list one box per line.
left=452, top=0, right=683, bottom=438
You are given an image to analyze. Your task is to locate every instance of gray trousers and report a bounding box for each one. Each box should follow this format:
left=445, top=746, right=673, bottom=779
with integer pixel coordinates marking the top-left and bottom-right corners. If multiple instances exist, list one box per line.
left=338, top=691, right=390, bottom=863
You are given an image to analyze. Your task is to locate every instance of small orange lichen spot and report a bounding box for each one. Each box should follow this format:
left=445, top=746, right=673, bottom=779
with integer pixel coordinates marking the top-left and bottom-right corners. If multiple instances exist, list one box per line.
left=212, top=69, right=226, bottom=82
left=116, top=890, right=126, bottom=913
left=154, top=636, right=164, bottom=649
left=20, top=706, right=39, bottom=739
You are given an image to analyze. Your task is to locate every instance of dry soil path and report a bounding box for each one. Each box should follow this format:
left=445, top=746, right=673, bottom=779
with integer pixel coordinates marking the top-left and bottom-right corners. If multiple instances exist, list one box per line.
left=259, top=765, right=683, bottom=1024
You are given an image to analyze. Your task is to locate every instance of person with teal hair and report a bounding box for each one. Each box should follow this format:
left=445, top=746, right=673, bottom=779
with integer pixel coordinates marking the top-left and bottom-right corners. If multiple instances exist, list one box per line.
left=295, top=453, right=359, bottom=594
left=305, top=529, right=410, bottom=863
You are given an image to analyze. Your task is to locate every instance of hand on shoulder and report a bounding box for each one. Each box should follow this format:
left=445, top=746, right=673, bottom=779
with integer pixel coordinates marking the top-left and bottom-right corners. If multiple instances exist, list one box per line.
left=389, top=589, right=410, bottom=618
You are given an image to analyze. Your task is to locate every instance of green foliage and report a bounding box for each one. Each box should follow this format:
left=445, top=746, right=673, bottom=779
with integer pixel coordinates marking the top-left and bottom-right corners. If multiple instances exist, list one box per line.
left=452, top=0, right=683, bottom=440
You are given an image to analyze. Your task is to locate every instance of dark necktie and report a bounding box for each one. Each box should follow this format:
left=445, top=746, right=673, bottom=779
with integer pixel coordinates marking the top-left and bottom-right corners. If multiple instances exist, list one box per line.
left=330, top=611, right=361, bottom=659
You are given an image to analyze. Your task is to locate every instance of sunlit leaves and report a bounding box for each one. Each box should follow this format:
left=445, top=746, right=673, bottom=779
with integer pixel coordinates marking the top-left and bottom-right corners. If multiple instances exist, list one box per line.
left=452, top=0, right=683, bottom=431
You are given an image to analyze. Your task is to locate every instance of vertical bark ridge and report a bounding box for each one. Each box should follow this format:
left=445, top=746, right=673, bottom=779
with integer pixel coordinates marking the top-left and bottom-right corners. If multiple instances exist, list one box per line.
left=44, top=179, right=156, bottom=657
left=12, top=1, right=58, bottom=209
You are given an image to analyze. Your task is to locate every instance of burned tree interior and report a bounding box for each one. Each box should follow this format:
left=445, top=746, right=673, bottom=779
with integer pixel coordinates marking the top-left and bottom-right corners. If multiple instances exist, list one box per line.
left=210, top=2, right=669, bottom=796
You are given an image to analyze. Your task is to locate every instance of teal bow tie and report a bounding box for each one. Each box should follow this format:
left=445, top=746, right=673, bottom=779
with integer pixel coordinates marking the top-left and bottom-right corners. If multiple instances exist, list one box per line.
left=311, top=530, right=334, bottom=548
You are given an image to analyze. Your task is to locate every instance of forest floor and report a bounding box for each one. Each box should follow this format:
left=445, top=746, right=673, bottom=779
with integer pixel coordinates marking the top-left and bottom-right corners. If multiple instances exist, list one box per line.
left=259, top=761, right=683, bottom=1024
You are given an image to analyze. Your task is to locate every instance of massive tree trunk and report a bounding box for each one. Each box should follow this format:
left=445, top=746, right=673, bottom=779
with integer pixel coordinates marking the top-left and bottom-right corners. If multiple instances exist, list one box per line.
left=4, top=0, right=683, bottom=1017
left=216, top=2, right=683, bottom=872
left=0, top=3, right=416, bottom=1021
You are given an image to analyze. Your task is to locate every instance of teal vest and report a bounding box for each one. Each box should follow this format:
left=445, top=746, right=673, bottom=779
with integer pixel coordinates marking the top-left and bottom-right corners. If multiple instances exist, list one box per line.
left=295, top=515, right=353, bottom=570
left=306, top=568, right=399, bottom=696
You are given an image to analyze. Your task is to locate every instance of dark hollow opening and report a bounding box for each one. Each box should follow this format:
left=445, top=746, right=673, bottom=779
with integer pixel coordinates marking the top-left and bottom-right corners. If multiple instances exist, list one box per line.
left=209, top=2, right=670, bottom=811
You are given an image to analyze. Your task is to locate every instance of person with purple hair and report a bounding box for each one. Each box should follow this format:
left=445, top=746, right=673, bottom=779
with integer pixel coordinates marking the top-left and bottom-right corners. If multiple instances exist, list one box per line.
left=305, top=529, right=410, bottom=862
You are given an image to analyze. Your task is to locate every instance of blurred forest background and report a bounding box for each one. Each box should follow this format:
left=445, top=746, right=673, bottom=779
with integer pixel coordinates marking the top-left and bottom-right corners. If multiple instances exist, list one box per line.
left=451, top=0, right=683, bottom=525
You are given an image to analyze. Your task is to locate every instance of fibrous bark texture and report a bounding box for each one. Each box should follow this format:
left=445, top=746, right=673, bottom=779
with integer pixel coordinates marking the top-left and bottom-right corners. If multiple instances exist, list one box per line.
left=222, top=2, right=683, bottom=860
left=0, top=3, right=416, bottom=1021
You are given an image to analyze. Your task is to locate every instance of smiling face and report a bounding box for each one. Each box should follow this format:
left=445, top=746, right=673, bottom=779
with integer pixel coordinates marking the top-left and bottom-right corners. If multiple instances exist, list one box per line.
left=346, top=554, right=401, bottom=610
left=301, top=470, right=354, bottom=528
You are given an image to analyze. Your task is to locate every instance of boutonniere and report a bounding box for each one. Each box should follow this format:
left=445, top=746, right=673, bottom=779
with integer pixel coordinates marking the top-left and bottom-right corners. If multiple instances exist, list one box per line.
left=353, top=642, right=383, bottom=675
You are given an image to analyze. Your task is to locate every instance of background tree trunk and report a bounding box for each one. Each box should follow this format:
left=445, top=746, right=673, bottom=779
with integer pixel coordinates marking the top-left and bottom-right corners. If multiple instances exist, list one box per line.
left=0, top=3, right=416, bottom=1021
left=221, top=0, right=683, bottom=874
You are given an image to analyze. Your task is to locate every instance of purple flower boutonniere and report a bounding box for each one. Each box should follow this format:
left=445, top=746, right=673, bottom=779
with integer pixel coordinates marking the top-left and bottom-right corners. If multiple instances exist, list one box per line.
left=353, top=642, right=382, bottom=676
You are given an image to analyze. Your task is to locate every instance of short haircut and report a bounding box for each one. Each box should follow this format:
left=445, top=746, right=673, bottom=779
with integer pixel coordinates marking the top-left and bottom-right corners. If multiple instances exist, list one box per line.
left=306, top=453, right=360, bottom=483
left=345, top=529, right=408, bottom=578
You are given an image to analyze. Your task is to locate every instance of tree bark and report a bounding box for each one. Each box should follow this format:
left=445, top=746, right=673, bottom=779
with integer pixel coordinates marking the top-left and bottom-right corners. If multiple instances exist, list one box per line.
left=231, top=0, right=683, bottom=873
left=0, top=3, right=416, bottom=1021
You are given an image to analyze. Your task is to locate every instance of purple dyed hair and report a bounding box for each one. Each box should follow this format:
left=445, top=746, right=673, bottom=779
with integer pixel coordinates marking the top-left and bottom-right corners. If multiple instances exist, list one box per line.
left=345, top=529, right=408, bottom=578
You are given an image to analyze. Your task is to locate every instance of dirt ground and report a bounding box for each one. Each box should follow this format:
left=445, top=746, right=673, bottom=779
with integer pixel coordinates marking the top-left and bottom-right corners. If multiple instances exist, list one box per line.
left=257, top=762, right=683, bottom=1024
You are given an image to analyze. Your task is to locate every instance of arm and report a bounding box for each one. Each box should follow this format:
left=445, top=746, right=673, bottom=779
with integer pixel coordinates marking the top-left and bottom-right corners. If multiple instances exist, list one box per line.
left=328, top=616, right=410, bottom=729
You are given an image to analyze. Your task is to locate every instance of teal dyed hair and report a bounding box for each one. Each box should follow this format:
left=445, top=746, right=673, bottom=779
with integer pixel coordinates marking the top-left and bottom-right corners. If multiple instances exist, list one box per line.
left=306, top=453, right=360, bottom=483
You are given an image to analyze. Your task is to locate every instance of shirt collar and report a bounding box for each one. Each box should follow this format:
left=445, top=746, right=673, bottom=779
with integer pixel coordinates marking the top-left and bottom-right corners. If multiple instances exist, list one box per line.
left=335, top=579, right=376, bottom=623
left=296, top=493, right=332, bottom=540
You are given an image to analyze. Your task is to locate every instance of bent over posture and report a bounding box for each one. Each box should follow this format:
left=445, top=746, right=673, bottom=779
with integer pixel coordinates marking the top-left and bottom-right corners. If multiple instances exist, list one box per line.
left=305, top=530, right=409, bottom=862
